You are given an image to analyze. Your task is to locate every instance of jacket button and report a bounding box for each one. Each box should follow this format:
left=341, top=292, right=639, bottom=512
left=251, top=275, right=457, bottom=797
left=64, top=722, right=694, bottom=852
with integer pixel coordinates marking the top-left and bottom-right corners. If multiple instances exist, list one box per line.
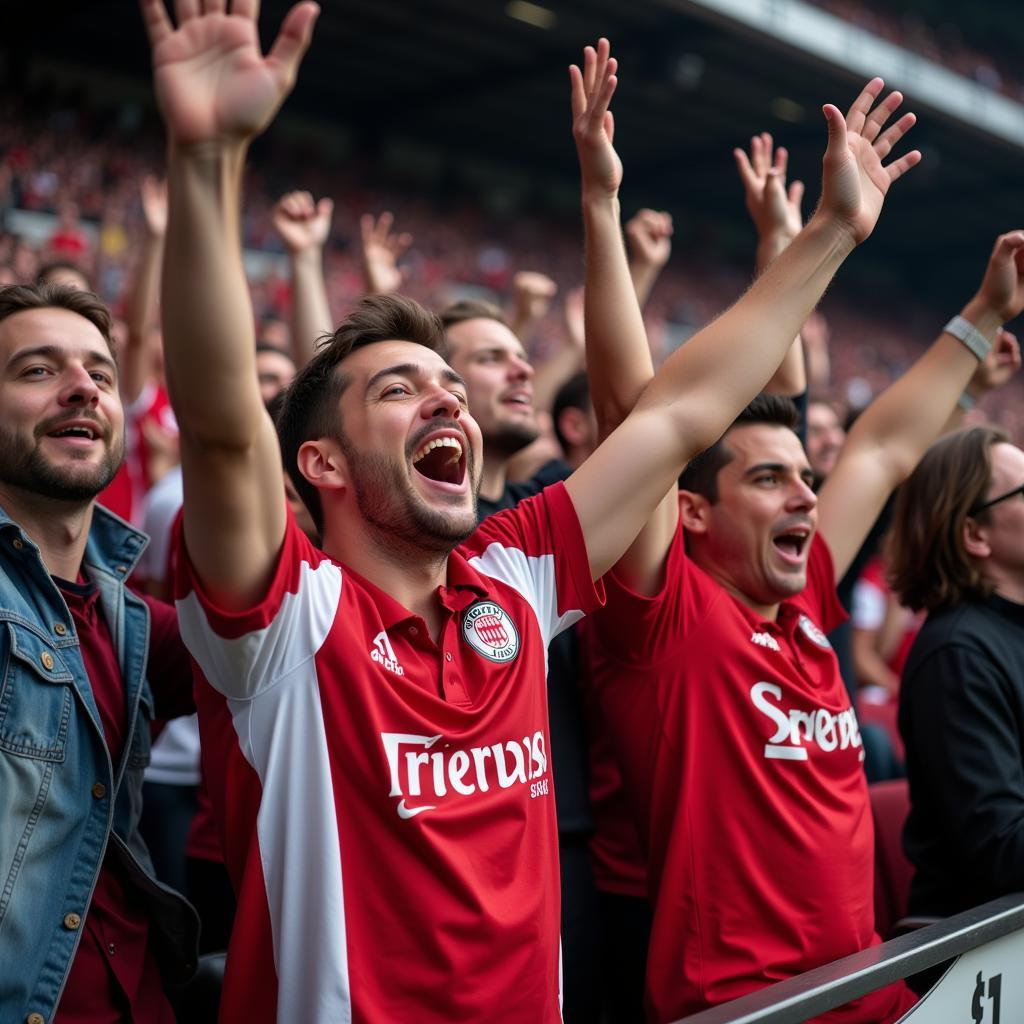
left=26, top=1014, right=45, bottom=1024
left=54, top=623, right=67, bottom=636
left=12, top=538, right=23, bottom=551
left=91, top=783, right=107, bottom=799
left=63, top=912, right=81, bottom=930
left=40, top=652, right=54, bottom=671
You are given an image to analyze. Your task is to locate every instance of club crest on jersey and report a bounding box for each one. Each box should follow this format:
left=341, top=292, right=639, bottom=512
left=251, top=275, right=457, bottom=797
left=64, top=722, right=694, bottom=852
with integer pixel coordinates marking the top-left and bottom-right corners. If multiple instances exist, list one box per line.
left=463, top=601, right=520, bottom=663
left=797, top=614, right=831, bottom=649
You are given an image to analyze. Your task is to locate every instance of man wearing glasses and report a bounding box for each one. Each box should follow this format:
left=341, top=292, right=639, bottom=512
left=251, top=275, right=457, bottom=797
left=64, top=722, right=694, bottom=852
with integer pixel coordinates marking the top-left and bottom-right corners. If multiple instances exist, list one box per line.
left=890, top=424, right=1024, bottom=919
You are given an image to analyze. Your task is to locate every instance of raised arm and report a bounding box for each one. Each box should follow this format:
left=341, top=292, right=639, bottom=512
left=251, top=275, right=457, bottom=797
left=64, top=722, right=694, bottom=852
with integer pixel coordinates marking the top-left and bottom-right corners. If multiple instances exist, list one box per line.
left=272, top=189, right=334, bottom=368
left=563, top=50, right=920, bottom=582
left=819, top=230, right=1024, bottom=578
left=359, top=211, right=411, bottom=296
left=508, top=270, right=557, bottom=344
left=734, top=132, right=807, bottom=396
left=119, top=175, right=167, bottom=404
left=142, top=0, right=318, bottom=608
left=625, top=208, right=673, bottom=309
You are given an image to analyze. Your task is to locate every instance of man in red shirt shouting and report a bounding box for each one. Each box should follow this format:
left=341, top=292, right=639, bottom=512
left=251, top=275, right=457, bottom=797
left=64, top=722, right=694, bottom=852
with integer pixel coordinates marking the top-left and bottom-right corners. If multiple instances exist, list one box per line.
left=141, top=0, right=920, bottom=1019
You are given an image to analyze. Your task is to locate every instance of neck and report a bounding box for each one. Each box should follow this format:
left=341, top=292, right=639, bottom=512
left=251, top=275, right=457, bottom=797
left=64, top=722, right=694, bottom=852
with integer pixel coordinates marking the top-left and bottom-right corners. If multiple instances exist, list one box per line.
left=0, top=485, right=94, bottom=580
left=479, top=447, right=509, bottom=503
left=987, top=568, right=1024, bottom=607
left=689, top=548, right=781, bottom=621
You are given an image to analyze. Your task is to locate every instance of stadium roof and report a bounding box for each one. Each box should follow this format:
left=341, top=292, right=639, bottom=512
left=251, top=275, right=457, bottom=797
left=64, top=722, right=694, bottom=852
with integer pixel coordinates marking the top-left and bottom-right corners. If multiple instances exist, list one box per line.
left=8, top=0, right=1024, bottom=309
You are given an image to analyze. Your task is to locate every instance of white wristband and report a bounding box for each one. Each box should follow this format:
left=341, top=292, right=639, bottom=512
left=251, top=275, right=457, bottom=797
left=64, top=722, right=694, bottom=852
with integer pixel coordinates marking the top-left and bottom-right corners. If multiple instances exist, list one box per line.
left=944, top=315, right=994, bottom=361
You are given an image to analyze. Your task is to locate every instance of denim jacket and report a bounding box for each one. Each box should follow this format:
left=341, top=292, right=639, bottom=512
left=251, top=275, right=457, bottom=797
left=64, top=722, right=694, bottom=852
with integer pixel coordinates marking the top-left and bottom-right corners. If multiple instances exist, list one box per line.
left=0, top=503, right=199, bottom=1022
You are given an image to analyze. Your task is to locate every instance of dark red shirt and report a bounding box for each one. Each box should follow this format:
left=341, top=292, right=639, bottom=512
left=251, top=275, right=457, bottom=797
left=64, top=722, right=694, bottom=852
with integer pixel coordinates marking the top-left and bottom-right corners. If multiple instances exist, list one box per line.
left=54, top=578, right=184, bottom=1024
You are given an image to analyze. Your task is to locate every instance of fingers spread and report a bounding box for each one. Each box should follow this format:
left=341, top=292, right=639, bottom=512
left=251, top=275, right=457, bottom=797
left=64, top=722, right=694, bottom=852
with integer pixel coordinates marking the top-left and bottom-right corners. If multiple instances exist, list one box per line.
left=267, top=0, right=319, bottom=85
left=844, top=77, right=884, bottom=133
left=733, top=148, right=757, bottom=190
left=231, top=0, right=261, bottom=17
left=861, top=89, right=903, bottom=143
left=873, top=111, right=916, bottom=161
left=884, top=148, right=922, bottom=183
left=173, top=0, right=200, bottom=23
left=140, top=0, right=174, bottom=45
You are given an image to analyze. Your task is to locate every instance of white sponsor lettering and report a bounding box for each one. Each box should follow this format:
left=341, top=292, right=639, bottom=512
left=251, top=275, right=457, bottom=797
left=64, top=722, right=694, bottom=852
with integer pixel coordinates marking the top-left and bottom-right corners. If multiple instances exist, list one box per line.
left=750, top=682, right=862, bottom=762
left=371, top=630, right=405, bottom=676
left=380, top=730, right=549, bottom=818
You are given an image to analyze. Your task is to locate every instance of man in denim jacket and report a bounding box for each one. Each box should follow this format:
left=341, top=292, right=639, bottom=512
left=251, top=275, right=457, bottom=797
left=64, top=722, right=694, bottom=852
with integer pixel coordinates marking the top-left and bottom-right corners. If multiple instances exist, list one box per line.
left=0, top=283, right=198, bottom=1023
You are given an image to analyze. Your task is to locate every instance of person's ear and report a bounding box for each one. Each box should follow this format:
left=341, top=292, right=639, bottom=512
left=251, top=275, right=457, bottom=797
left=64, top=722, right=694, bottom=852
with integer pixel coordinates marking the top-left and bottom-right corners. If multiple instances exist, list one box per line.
left=679, top=489, right=711, bottom=535
left=297, top=438, right=348, bottom=494
left=962, top=514, right=992, bottom=561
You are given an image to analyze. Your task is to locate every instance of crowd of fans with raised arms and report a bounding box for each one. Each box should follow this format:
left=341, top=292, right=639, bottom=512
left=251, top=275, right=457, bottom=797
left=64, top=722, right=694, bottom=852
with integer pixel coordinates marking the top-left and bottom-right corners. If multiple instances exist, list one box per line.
left=0, top=1, right=1023, bottom=1023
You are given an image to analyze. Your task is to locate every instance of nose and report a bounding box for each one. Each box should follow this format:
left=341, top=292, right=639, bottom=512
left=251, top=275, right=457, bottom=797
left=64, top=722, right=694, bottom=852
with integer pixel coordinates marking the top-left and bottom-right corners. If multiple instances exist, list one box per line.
left=788, top=477, right=818, bottom=511
left=58, top=365, right=100, bottom=407
left=510, top=352, right=534, bottom=382
left=424, top=384, right=462, bottom=420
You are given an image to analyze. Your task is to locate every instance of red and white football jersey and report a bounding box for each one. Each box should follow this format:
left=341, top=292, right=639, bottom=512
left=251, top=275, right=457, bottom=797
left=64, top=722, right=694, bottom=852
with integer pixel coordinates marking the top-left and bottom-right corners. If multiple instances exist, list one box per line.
left=582, top=524, right=916, bottom=1024
left=174, top=483, right=601, bottom=1023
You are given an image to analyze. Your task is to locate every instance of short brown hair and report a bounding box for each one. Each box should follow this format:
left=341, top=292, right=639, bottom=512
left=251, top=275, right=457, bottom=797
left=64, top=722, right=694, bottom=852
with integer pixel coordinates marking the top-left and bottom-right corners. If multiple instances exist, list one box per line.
left=888, top=426, right=1008, bottom=612
left=276, top=293, right=449, bottom=534
left=679, top=393, right=800, bottom=503
left=439, top=299, right=507, bottom=332
left=0, top=283, right=116, bottom=359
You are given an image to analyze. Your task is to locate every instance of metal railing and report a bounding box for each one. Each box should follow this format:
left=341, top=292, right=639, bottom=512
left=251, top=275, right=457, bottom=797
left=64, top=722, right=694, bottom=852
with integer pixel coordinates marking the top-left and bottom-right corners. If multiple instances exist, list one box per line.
left=675, top=894, right=1024, bottom=1023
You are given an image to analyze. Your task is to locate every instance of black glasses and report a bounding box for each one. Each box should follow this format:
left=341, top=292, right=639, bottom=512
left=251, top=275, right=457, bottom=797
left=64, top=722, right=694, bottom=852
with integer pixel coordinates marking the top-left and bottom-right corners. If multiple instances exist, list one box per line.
left=970, top=482, right=1024, bottom=516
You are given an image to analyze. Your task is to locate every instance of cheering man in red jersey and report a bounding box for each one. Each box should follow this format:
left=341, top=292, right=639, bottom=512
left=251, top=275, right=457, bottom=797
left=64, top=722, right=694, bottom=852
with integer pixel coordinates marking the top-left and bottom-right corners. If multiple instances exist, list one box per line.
left=141, top=0, right=921, bottom=1018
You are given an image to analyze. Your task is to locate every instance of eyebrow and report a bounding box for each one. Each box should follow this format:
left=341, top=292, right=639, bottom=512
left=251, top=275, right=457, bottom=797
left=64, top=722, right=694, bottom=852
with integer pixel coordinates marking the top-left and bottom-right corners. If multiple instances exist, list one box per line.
left=476, top=345, right=528, bottom=361
left=745, top=461, right=815, bottom=482
left=9, top=344, right=117, bottom=374
left=364, top=362, right=467, bottom=394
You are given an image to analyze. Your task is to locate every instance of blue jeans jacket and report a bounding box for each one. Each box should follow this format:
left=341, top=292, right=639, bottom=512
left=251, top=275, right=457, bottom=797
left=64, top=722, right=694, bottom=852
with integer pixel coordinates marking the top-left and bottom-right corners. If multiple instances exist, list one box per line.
left=0, top=503, right=199, bottom=1021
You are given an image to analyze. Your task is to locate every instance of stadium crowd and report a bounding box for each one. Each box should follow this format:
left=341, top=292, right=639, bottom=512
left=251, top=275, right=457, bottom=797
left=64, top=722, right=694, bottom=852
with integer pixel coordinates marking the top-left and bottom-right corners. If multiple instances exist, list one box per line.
left=2, top=2, right=1024, bottom=1024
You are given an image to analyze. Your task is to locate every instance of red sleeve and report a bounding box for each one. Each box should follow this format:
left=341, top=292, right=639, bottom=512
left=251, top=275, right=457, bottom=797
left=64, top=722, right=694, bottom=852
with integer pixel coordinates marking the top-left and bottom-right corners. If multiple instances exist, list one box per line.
left=461, top=482, right=604, bottom=639
left=589, top=520, right=718, bottom=668
left=140, top=592, right=195, bottom=720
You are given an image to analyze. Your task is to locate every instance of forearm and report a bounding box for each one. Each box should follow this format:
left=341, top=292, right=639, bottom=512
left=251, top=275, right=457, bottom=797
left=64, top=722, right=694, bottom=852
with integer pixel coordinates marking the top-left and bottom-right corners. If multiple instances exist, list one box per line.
left=639, top=213, right=853, bottom=456
left=121, top=230, right=164, bottom=403
left=756, top=230, right=806, bottom=396
left=163, top=141, right=264, bottom=446
left=584, top=194, right=656, bottom=436
left=288, top=246, right=332, bottom=368
left=846, top=299, right=999, bottom=478
left=629, top=258, right=660, bottom=309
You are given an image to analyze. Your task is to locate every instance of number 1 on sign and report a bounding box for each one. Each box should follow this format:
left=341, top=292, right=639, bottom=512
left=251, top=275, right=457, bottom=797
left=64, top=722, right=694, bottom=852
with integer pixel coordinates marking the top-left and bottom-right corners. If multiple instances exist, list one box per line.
left=972, top=971, right=1002, bottom=1024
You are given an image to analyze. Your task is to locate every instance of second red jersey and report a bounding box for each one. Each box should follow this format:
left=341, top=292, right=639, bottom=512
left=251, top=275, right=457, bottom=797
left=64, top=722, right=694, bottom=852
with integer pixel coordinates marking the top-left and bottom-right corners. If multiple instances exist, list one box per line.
left=582, top=525, right=915, bottom=1024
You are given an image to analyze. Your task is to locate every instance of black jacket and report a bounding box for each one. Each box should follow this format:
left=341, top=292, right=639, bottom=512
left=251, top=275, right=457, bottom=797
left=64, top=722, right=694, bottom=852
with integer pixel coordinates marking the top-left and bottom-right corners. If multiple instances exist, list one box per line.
left=900, top=593, right=1024, bottom=917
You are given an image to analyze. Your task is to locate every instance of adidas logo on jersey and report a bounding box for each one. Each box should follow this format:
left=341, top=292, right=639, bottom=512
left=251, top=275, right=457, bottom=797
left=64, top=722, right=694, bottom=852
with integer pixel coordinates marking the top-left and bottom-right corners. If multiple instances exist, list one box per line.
left=750, top=631, right=781, bottom=652
left=750, top=681, right=863, bottom=762
left=380, top=730, right=549, bottom=819
left=371, top=630, right=405, bottom=676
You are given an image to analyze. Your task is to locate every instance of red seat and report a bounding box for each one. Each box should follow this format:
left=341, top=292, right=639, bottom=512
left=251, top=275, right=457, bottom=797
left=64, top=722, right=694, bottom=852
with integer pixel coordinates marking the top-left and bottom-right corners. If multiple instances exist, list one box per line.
left=869, top=779, right=914, bottom=939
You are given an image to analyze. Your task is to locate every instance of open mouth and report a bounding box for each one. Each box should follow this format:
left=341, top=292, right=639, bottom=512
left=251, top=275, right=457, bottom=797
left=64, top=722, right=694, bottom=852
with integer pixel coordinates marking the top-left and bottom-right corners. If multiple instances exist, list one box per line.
left=412, top=435, right=466, bottom=487
left=46, top=424, right=100, bottom=443
left=772, top=528, right=810, bottom=562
